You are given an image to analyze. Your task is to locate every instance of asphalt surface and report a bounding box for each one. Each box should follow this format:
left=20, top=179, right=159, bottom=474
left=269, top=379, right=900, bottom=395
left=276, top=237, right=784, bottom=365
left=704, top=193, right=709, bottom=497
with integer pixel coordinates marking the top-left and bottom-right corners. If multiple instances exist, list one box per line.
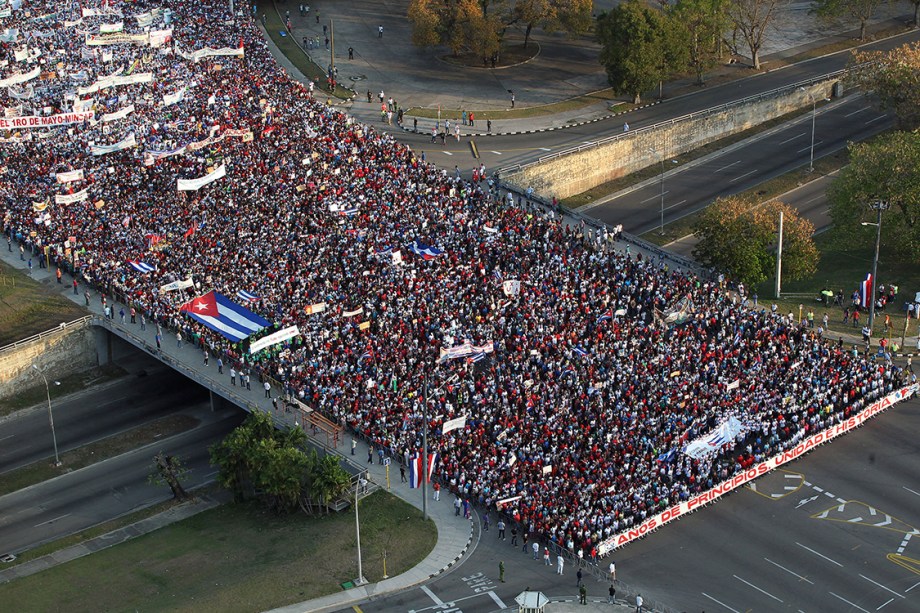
left=0, top=403, right=244, bottom=556
left=0, top=364, right=206, bottom=473
left=370, top=29, right=920, bottom=173
left=346, top=396, right=920, bottom=613
left=580, top=95, right=892, bottom=235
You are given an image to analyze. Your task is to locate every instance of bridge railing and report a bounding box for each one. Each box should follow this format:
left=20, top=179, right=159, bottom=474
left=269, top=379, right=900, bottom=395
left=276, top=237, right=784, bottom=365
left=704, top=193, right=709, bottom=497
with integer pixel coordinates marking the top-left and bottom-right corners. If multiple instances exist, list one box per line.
left=0, top=315, right=93, bottom=356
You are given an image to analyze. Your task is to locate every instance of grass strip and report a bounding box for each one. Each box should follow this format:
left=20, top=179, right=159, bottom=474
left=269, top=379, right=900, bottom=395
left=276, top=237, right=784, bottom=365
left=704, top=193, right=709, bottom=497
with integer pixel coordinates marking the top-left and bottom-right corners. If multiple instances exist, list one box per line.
left=406, top=89, right=621, bottom=120
left=0, top=491, right=436, bottom=612
left=0, top=414, right=200, bottom=497
left=0, top=364, right=127, bottom=418
left=264, top=2, right=354, bottom=99
left=0, top=260, right=89, bottom=347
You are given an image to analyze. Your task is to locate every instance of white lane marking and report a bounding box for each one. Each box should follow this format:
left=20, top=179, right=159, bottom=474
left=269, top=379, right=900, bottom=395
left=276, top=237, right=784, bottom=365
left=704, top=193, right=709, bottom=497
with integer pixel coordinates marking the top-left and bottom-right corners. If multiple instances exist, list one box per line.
left=0, top=434, right=14, bottom=442
left=875, top=515, right=892, bottom=528
left=814, top=486, right=824, bottom=492
left=784, top=473, right=799, bottom=479
left=849, top=517, right=865, bottom=523
left=764, top=558, right=814, bottom=584
left=702, top=592, right=741, bottom=613
left=903, top=487, right=920, bottom=498
left=829, top=592, right=870, bottom=613
left=664, top=200, right=687, bottom=211
left=877, top=598, right=894, bottom=610
left=865, top=115, right=886, bottom=125
left=784, top=486, right=797, bottom=491
left=34, top=513, right=70, bottom=527
left=442, top=151, right=453, bottom=156
left=538, top=147, right=551, bottom=151
left=837, top=497, right=847, bottom=504
left=779, top=132, right=806, bottom=145
left=869, top=507, right=877, bottom=516
left=729, top=169, right=757, bottom=183
left=733, top=574, right=783, bottom=602
left=897, top=531, right=915, bottom=554
left=797, top=141, right=823, bottom=154
left=797, top=496, right=819, bottom=509
left=490, top=151, right=502, bottom=155
left=906, top=581, right=920, bottom=592
left=715, top=160, right=741, bottom=172
left=421, top=585, right=445, bottom=607
left=488, top=591, right=507, bottom=609
left=804, top=480, right=813, bottom=486
left=845, top=106, right=871, bottom=117
left=803, top=194, right=825, bottom=205
left=859, top=574, right=904, bottom=599
left=641, top=190, right=669, bottom=204
left=797, top=542, right=843, bottom=567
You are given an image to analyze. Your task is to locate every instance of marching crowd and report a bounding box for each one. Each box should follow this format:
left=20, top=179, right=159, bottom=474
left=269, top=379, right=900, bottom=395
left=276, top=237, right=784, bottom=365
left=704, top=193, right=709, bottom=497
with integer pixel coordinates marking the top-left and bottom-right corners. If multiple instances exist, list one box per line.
left=1, top=0, right=905, bottom=556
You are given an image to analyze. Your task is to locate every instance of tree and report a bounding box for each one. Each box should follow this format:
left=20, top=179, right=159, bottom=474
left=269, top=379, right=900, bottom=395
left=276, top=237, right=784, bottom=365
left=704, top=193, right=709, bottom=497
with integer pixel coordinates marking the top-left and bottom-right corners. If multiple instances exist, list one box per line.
left=407, top=0, right=441, bottom=48
left=149, top=452, right=191, bottom=501
left=693, top=197, right=817, bottom=286
left=828, top=132, right=920, bottom=256
left=726, top=0, right=785, bottom=69
left=598, top=1, right=681, bottom=104
left=812, top=0, right=887, bottom=41
left=673, top=0, right=732, bottom=84
left=514, top=0, right=593, bottom=49
left=911, top=0, right=920, bottom=27
left=849, top=41, right=920, bottom=130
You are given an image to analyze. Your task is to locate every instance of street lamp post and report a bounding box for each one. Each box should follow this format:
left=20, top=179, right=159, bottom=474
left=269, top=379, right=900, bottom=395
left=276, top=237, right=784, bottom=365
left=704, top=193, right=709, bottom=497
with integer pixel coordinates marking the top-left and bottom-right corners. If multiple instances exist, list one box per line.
left=31, top=364, right=61, bottom=466
left=354, top=477, right=367, bottom=585
left=863, top=199, right=890, bottom=338
left=423, top=373, right=429, bottom=521
left=798, top=87, right=817, bottom=172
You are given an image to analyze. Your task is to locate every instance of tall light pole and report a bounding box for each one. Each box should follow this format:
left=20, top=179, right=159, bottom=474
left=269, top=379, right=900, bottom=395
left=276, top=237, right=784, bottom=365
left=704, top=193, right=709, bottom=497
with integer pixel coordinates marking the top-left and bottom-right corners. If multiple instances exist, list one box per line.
left=354, top=477, right=367, bottom=585
left=798, top=87, right=816, bottom=173
left=32, top=364, right=61, bottom=466
left=423, top=373, right=429, bottom=521
left=863, top=199, right=890, bottom=338
left=648, top=148, right=677, bottom=235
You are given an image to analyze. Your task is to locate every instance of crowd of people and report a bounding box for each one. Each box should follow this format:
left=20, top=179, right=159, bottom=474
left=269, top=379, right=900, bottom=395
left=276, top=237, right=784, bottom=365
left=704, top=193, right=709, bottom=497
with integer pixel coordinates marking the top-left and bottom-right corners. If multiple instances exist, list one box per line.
left=1, top=0, right=906, bottom=557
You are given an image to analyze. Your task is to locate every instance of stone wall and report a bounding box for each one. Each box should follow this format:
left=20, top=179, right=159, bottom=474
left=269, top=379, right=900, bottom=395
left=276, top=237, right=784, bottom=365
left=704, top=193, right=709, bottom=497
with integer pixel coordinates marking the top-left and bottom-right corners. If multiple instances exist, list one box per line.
left=503, top=81, right=837, bottom=200
left=0, top=320, right=101, bottom=402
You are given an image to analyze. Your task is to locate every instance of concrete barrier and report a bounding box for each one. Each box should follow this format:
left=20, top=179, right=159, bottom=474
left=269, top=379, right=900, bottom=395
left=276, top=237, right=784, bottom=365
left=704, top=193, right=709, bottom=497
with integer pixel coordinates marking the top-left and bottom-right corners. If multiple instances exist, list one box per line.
left=501, top=74, right=840, bottom=200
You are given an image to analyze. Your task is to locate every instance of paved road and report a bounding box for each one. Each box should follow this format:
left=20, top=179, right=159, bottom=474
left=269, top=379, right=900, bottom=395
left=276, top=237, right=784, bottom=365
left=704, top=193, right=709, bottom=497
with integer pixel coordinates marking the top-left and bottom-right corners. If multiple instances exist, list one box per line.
left=0, top=363, right=206, bottom=473
left=0, top=406, right=244, bottom=556
left=370, top=29, right=920, bottom=173
left=579, top=95, right=891, bottom=235
left=343, top=396, right=920, bottom=613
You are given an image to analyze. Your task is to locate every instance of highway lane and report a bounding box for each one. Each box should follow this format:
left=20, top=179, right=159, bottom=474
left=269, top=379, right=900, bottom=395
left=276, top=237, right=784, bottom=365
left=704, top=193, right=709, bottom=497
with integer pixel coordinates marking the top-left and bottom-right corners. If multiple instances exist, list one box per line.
left=348, top=397, right=920, bottom=613
left=387, top=29, right=920, bottom=172
left=0, top=406, right=244, bottom=556
left=580, top=95, right=891, bottom=235
left=0, top=366, right=207, bottom=474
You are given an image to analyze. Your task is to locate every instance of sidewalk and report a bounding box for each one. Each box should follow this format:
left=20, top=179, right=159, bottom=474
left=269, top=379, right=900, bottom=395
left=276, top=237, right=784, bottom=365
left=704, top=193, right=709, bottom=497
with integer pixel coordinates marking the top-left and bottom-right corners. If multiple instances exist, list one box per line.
left=0, top=244, right=476, bottom=612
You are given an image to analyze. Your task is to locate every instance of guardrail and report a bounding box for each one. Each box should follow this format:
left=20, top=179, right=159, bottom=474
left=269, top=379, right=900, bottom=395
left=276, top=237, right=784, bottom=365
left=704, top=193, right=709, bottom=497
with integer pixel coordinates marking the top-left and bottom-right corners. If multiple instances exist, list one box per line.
left=0, top=315, right=93, bottom=356
left=498, top=69, right=845, bottom=176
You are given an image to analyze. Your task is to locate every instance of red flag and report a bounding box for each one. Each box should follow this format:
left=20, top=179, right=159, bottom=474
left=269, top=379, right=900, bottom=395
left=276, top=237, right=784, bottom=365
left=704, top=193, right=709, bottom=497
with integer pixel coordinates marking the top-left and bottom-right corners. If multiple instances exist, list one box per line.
left=183, top=224, right=196, bottom=239
left=180, top=291, right=219, bottom=317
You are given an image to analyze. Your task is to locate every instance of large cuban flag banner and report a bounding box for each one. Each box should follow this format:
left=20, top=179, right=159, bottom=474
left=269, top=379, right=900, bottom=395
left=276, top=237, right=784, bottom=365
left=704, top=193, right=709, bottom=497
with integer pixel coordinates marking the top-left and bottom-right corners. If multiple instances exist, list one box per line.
left=180, top=291, right=270, bottom=342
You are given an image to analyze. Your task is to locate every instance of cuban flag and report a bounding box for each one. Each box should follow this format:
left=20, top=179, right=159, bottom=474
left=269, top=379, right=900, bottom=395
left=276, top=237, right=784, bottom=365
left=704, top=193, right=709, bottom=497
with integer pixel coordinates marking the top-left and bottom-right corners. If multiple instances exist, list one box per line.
left=128, top=260, right=156, bottom=273
left=656, top=449, right=676, bottom=464
left=359, top=350, right=373, bottom=363
left=408, top=239, right=444, bottom=260
left=860, top=273, right=872, bottom=310
left=180, top=291, right=270, bottom=342
left=573, top=345, right=589, bottom=357
left=467, top=351, right=487, bottom=363
left=596, top=309, right=613, bottom=324
left=237, top=289, right=260, bottom=302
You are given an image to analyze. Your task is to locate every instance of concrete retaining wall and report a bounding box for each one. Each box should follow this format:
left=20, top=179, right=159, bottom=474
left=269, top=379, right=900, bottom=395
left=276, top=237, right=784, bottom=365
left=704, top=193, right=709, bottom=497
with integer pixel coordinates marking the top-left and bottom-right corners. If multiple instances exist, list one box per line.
left=0, top=320, right=101, bottom=401
left=503, top=80, right=837, bottom=200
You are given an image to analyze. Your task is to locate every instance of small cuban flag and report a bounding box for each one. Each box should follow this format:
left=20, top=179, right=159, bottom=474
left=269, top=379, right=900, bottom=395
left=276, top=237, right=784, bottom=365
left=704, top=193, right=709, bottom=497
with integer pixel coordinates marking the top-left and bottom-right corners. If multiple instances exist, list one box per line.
left=573, top=345, right=589, bottom=357
left=127, top=260, right=156, bottom=273
left=596, top=309, right=613, bottom=324
left=408, top=239, right=444, bottom=260
left=236, top=289, right=260, bottom=302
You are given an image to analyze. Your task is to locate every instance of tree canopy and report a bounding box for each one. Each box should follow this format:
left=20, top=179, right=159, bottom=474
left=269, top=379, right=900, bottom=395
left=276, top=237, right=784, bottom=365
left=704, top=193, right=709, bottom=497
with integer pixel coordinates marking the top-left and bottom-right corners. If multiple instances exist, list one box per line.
left=209, top=411, right=352, bottom=514
left=693, top=197, right=818, bottom=286
left=849, top=41, right=920, bottom=131
left=727, top=0, right=785, bottom=69
left=673, top=0, right=731, bottom=84
left=828, top=131, right=920, bottom=257
left=811, top=0, right=887, bottom=41
left=597, top=0, right=687, bottom=104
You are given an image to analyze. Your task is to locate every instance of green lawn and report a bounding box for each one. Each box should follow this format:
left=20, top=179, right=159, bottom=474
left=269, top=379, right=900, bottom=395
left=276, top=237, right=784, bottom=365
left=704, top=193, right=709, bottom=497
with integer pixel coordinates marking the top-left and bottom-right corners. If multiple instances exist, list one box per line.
left=755, top=232, right=920, bottom=344
left=0, top=491, right=436, bottom=613
left=0, top=260, right=88, bottom=346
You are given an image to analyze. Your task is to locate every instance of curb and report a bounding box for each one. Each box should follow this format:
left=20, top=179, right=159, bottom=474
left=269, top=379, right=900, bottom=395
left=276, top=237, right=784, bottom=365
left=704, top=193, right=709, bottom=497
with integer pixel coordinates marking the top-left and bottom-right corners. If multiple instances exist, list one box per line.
left=397, top=101, right=662, bottom=138
left=427, top=516, right=475, bottom=579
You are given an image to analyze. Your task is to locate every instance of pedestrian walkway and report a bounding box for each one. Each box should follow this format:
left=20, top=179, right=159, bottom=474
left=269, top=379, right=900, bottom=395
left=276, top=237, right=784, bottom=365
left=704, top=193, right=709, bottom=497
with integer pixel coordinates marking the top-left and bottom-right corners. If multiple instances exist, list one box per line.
left=0, top=244, right=475, bottom=613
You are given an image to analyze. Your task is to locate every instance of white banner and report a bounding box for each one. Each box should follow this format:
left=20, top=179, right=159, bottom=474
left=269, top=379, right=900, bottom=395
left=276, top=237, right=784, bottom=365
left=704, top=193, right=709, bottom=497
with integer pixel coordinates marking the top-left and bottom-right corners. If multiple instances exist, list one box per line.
left=102, top=104, right=134, bottom=122
left=135, top=11, right=153, bottom=27
left=159, top=276, right=194, bottom=294
left=7, top=84, right=33, bottom=100
left=83, top=7, right=124, bottom=17
left=56, top=169, right=84, bottom=183
left=250, top=325, right=300, bottom=354
left=684, top=416, right=746, bottom=460
left=148, top=28, right=172, bottom=48
left=77, top=72, right=153, bottom=95
left=0, top=111, right=94, bottom=130
left=55, top=188, right=89, bottom=204
left=304, top=302, right=326, bottom=315
left=175, top=46, right=244, bottom=63
left=85, top=32, right=148, bottom=47
left=342, top=307, right=364, bottom=317
left=90, top=132, right=136, bottom=156
left=0, top=66, right=39, bottom=88
left=177, top=164, right=226, bottom=191
left=442, top=415, right=467, bottom=434
left=99, top=22, right=124, bottom=34
left=598, top=384, right=917, bottom=556
left=502, top=280, right=521, bottom=297
left=162, top=87, right=185, bottom=107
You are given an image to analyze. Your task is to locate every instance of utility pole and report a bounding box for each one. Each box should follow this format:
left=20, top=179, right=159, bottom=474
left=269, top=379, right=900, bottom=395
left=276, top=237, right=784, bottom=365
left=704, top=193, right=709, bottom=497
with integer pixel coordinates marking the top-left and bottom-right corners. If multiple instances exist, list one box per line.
left=422, top=373, right=429, bottom=521
left=866, top=200, right=890, bottom=336
left=775, top=211, right=783, bottom=299
left=32, top=364, right=61, bottom=466
left=355, top=479, right=366, bottom=585
left=330, top=19, right=335, bottom=77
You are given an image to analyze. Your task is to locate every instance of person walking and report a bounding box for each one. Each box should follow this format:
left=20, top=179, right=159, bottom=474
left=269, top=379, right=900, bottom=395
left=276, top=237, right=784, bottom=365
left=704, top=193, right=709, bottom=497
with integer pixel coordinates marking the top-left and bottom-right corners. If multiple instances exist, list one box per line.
left=579, top=584, right=587, bottom=605
left=635, top=593, right=643, bottom=612
left=510, top=526, right=518, bottom=546
left=400, top=464, right=407, bottom=482
left=367, top=447, right=374, bottom=464
left=454, top=496, right=462, bottom=516
left=263, top=380, right=271, bottom=398
left=155, top=332, right=162, bottom=350
left=609, top=560, right=616, bottom=582
left=497, top=518, right=506, bottom=540
left=204, top=350, right=210, bottom=366
left=577, top=568, right=583, bottom=587
left=532, top=541, right=539, bottom=560
left=556, top=554, right=564, bottom=575
left=498, top=560, right=505, bottom=583
left=543, top=547, right=551, bottom=566
left=351, top=437, right=357, bottom=455
left=176, top=331, right=182, bottom=348
left=522, top=531, right=529, bottom=553
left=73, top=278, right=79, bottom=295
left=230, top=367, right=237, bottom=385
left=482, top=512, right=489, bottom=531
left=378, top=25, right=383, bottom=38
left=608, top=584, right=616, bottom=604
left=217, top=357, right=224, bottom=374
left=433, top=481, right=440, bottom=500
